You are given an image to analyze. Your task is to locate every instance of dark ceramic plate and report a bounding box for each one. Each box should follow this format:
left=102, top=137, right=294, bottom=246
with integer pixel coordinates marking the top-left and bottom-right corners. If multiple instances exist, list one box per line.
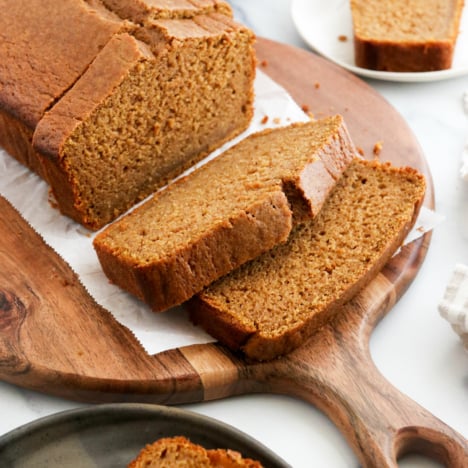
left=0, top=403, right=289, bottom=467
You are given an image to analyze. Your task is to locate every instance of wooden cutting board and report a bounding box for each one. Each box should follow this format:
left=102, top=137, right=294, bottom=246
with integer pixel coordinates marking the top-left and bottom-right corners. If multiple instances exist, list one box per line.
left=0, top=38, right=466, bottom=467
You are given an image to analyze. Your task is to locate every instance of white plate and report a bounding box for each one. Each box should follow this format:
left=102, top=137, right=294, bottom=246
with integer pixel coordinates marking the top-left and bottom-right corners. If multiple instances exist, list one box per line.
left=291, top=0, right=468, bottom=82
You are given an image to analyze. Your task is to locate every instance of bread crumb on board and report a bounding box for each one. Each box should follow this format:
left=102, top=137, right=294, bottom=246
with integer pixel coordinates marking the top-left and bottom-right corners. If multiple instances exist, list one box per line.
left=301, top=104, right=315, bottom=120
left=338, top=35, right=348, bottom=42
left=373, top=141, right=383, bottom=157
left=260, top=59, right=268, bottom=67
left=260, top=115, right=283, bottom=125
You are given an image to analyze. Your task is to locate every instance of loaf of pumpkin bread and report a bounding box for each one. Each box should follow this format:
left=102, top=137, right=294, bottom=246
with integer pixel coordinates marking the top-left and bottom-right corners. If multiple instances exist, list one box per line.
left=93, top=116, right=356, bottom=312
left=0, top=0, right=255, bottom=229
left=188, top=159, right=426, bottom=361
left=350, top=0, right=465, bottom=72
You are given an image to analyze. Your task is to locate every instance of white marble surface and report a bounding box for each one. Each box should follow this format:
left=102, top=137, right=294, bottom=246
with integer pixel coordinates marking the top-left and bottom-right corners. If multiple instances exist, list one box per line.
left=0, top=1, right=467, bottom=467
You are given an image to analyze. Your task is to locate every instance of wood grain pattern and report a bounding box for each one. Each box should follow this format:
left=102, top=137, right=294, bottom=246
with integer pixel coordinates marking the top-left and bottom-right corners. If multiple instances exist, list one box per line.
left=0, top=38, right=466, bottom=466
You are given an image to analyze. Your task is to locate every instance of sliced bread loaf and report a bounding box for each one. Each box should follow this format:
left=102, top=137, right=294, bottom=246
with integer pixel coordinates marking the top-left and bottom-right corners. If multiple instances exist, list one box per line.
left=350, top=0, right=465, bottom=72
left=93, top=116, right=356, bottom=312
left=0, top=1, right=255, bottom=229
left=128, top=436, right=263, bottom=467
left=188, top=159, right=426, bottom=361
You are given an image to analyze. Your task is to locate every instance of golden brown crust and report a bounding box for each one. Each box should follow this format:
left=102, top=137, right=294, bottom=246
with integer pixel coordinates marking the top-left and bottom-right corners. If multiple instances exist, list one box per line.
left=0, top=0, right=129, bottom=128
left=188, top=159, right=426, bottom=361
left=350, top=0, right=465, bottom=72
left=354, top=38, right=457, bottom=72
left=0, top=109, right=47, bottom=178
left=0, top=0, right=132, bottom=180
left=101, top=0, right=232, bottom=24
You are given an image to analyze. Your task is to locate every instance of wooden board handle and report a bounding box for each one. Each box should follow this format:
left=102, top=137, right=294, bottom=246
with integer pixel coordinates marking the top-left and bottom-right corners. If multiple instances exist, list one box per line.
left=285, top=355, right=468, bottom=467
left=261, top=307, right=468, bottom=467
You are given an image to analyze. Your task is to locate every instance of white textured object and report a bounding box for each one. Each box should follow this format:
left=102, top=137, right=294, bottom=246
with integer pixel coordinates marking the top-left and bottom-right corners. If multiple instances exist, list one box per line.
left=463, top=92, right=468, bottom=180
left=462, top=140, right=468, bottom=180
left=439, top=264, right=468, bottom=349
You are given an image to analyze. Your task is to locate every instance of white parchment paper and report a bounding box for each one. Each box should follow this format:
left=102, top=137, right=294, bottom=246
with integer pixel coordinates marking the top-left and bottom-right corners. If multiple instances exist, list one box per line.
left=0, top=70, right=436, bottom=355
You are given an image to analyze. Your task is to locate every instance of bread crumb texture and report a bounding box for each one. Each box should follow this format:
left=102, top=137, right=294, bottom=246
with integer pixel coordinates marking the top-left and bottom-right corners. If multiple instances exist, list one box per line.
left=189, top=159, right=426, bottom=360
left=373, top=140, right=383, bottom=156
left=128, top=436, right=263, bottom=468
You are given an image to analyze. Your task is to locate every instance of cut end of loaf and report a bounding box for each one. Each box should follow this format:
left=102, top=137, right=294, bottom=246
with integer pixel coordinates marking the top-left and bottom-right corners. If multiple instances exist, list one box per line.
left=34, top=13, right=255, bottom=229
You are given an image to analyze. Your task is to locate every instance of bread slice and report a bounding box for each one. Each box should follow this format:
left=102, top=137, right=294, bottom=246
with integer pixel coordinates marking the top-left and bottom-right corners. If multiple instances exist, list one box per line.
left=0, top=1, right=255, bottom=229
left=350, top=0, right=465, bottom=72
left=93, top=116, right=356, bottom=312
left=188, top=159, right=426, bottom=361
left=128, top=436, right=263, bottom=467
